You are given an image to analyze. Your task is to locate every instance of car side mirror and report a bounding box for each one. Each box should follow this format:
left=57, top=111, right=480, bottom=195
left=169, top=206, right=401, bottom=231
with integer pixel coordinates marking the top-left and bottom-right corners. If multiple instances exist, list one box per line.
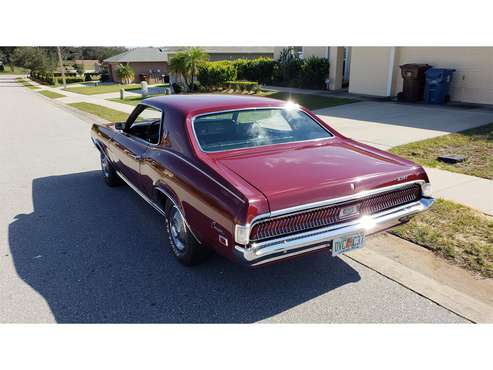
left=115, top=122, right=126, bottom=131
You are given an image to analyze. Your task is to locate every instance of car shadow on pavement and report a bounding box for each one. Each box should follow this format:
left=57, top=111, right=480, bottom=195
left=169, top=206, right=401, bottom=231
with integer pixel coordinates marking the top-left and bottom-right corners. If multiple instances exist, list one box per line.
left=8, top=171, right=361, bottom=323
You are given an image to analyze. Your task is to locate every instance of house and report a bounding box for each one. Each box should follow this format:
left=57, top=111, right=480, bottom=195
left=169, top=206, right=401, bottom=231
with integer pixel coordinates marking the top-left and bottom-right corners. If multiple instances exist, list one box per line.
left=72, top=59, right=101, bottom=73
left=103, top=47, right=274, bottom=83
left=274, top=47, right=493, bottom=105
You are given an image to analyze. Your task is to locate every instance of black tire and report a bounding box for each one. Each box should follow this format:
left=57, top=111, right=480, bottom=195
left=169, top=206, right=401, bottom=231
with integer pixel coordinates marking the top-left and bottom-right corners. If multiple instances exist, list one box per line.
left=164, top=202, right=210, bottom=266
left=100, top=153, right=121, bottom=187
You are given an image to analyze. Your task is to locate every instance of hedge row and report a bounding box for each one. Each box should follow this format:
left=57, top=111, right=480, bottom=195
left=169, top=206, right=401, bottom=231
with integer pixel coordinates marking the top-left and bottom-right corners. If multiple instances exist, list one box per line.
left=225, top=81, right=259, bottom=91
left=197, top=56, right=330, bottom=90
left=30, top=71, right=84, bottom=85
left=272, top=56, right=330, bottom=89
left=233, top=58, right=276, bottom=84
left=197, top=61, right=236, bottom=88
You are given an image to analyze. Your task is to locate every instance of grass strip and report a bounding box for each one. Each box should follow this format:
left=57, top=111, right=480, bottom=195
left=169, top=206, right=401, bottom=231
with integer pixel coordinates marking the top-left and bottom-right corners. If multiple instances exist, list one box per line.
left=391, top=198, right=493, bottom=278
left=68, top=102, right=129, bottom=122
left=390, top=123, right=493, bottom=179
left=38, top=90, right=66, bottom=99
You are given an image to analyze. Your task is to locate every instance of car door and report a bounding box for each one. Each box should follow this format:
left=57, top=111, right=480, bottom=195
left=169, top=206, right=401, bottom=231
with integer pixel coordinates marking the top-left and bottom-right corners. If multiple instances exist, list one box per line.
left=111, top=104, right=162, bottom=190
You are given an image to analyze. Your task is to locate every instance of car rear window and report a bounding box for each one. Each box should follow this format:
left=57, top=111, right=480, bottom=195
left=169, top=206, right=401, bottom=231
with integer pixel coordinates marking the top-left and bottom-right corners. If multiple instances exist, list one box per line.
left=193, top=108, right=333, bottom=152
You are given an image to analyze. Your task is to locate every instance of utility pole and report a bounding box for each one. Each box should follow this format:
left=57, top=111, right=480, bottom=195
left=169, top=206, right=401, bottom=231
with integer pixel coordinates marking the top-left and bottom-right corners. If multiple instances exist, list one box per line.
left=56, top=46, right=67, bottom=89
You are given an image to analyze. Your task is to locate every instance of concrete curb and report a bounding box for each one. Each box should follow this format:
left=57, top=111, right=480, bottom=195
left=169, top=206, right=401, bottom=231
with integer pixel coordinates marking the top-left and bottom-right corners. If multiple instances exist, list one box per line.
left=347, top=235, right=493, bottom=323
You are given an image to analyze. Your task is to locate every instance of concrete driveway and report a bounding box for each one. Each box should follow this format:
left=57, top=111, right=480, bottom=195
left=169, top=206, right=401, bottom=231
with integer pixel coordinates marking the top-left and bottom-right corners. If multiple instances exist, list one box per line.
left=316, top=101, right=493, bottom=149
left=0, top=75, right=466, bottom=323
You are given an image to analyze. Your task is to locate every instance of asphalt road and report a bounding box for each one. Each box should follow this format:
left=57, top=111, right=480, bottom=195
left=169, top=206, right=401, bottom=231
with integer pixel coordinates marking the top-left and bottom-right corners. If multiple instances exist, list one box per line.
left=0, top=75, right=466, bottom=323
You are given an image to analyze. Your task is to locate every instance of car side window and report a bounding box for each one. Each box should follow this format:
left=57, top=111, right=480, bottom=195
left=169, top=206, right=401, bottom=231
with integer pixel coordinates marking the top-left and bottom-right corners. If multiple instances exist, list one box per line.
left=125, top=105, right=163, bottom=145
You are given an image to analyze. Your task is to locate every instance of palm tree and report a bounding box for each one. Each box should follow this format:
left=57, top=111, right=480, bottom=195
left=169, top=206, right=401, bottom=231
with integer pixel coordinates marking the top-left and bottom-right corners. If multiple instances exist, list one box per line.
left=116, top=63, right=135, bottom=84
left=169, top=51, right=189, bottom=89
left=185, top=47, right=208, bottom=91
left=169, top=47, right=208, bottom=91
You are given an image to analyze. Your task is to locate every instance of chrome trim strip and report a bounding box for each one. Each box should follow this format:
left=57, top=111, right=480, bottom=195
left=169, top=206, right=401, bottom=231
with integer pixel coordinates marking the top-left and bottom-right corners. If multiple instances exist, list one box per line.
left=115, top=170, right=202, bottom=244
left=190, top=106, right=335, bottom=154
left=116, top=170, right=166, bottom=216
left=249, top=244, right=330, bottom=267
left=264, top=180, right=425, bottom=221
left=235, top=197, right=434, bottom=266
left=124, top=102, right=165, bottom=146
left=234, top=179, right=427, bottom=245
left=161, top=149, right=246, bottom=203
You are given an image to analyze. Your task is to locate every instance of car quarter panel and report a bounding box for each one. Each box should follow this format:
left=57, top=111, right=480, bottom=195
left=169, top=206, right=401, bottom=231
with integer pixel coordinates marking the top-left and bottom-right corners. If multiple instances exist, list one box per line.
left=140, top=148, right=254, bottom=259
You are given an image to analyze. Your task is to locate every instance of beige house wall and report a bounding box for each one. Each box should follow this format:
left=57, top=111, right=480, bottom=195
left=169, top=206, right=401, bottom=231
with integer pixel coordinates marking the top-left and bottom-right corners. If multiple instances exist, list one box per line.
left=392, top=47, right=493, bottom=105
left=349, top=47, right=493, bottom=104
left=302, top=47, right=328, bottom=59
left=348, top=47, right=393, bottom=96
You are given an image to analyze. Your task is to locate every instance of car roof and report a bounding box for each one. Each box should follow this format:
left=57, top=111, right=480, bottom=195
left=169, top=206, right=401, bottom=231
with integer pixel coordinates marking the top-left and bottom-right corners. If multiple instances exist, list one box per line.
left=142, top=94, right=289, bottom=116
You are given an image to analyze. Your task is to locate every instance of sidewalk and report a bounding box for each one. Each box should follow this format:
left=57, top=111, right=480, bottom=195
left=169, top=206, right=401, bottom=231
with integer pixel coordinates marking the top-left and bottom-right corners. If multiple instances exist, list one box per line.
left=425, top=167, right=493, bottom=215
left=262, top=85, right=384, bottom=101
left=35, top=82, right=140, bottom=114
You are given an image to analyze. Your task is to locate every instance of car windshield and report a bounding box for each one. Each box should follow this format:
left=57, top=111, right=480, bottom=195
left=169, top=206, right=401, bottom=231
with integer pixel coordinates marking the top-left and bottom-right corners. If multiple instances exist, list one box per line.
left=193, top=108, right=333, bottom=152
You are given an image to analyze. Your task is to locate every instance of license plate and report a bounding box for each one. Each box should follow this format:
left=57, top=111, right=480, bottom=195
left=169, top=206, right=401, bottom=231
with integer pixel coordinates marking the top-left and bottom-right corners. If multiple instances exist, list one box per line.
left=332, top=233, right=365, bottom=256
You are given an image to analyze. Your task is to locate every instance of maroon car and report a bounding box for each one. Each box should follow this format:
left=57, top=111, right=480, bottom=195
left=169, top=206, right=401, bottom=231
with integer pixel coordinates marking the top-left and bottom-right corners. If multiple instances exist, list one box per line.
left=91, top=95, right=434, bottom=267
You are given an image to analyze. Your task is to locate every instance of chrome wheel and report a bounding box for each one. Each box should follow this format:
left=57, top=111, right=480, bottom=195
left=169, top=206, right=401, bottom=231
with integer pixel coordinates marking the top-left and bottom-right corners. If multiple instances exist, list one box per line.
left=101, top=155, right=110, bottom=179
left=169, top=206, right=186, bottom=252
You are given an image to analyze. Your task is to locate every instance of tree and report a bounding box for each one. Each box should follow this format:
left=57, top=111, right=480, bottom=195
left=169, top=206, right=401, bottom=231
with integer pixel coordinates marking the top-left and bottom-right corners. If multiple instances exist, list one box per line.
left=185, top=47, right=208, bottom=91
left=12, top=47, right=56, bottom=74
left=116, top=63, right=135, bottom=84
left=169, top=47, right=208, bottom=91
left=169, top=51, right=189, bottom=88
left=0, top=47, right=18, bottom=72
left=61, top=47, right=127, bottom=62
left=73, top=63, right=85, bottom=75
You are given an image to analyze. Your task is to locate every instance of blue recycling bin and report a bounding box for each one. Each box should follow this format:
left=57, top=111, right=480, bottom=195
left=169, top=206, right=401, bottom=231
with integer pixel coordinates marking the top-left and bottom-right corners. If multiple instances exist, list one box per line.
left=424, top=68, right=456, bottom=104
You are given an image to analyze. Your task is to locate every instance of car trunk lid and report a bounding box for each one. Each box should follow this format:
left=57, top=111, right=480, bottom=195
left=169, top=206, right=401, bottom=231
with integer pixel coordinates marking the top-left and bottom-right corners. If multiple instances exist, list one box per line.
left=214, top=139, right=423, bottom=211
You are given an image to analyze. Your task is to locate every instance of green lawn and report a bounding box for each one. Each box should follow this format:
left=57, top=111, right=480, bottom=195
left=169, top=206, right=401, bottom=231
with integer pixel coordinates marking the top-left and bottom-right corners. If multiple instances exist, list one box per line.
left=16, top=78, right=40, bottom=90
left=68, top=102, right=129, bottom=122
left=263, top=91, right=357, bottom=110
left=390, top=123, right=493, bottom=180
left=0, top=66, right=29, bottom=75
left=108, top=90, right=356, bottom=111
left=108, top=94, right=161, bottom=106
left=65, top=83, right=143, bottom=95
left=391, top=199, right=493, bottom=278
left=38, top=90, right=66, bottom=99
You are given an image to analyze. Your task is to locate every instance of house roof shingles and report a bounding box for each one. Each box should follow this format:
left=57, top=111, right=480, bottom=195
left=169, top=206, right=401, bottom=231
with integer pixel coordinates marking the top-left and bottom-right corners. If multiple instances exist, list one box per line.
left=103, top=46, right=274, bottom=63
left=103, top=47, right=168, bottom=63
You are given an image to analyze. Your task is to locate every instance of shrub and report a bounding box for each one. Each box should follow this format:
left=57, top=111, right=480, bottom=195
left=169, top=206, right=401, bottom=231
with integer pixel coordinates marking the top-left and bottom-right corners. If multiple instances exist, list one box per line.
left=116, top=63, right=135, bottom=84
left=84, top=72, right=101, bottom=82
left=279, top=58, right=304, bottom=87
left=99, top=65, right=111, bottom=82
left=225, top=80, right=259, bottom=92
left=55, top=77, right=84, bottom=84
left=30, top=71, right=84, bottom=85
left=299, top=56, right=330, bottom=89
left=172, top=82, right=183, bottom=94
left=198, top=61, right=237, bottom=89
left=233, top=58, right=276, bottom=84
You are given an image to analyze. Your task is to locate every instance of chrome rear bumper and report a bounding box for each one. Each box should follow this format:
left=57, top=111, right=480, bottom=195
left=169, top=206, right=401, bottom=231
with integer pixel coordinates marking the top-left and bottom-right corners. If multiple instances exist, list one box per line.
left=234, top=198, right=434, bottom=267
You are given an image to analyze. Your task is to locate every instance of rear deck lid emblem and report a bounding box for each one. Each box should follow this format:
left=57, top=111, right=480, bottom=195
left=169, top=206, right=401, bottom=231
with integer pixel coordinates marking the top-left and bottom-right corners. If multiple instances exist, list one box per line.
left=339, top=204, right=360, bottom=219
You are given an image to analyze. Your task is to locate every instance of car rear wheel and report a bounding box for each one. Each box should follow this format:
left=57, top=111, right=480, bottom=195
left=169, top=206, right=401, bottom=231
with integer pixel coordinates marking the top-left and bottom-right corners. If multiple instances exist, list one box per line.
left=165, top=202, right=209, bottom=266
left=100, top=153, right=121, bottom=187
